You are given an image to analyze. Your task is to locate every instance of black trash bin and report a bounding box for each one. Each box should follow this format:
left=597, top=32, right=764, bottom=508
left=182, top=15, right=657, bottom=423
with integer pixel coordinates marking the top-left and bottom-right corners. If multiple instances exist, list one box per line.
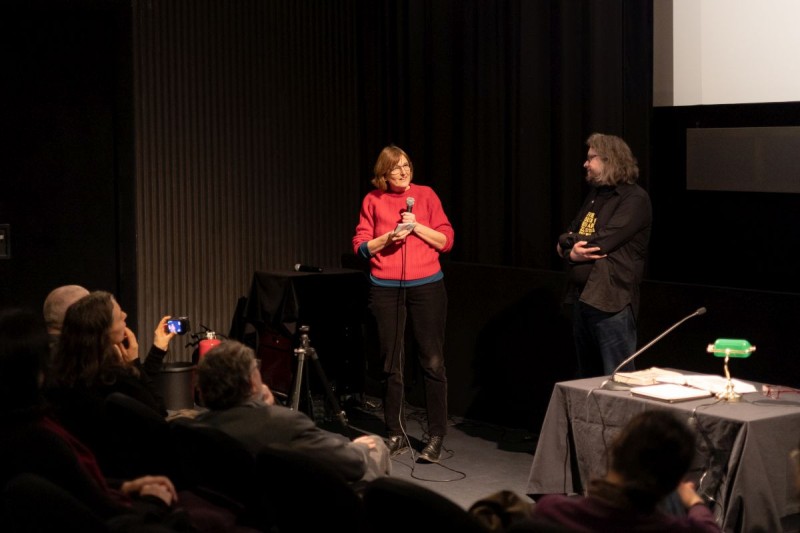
left=155, top=362, right=196, bottom=411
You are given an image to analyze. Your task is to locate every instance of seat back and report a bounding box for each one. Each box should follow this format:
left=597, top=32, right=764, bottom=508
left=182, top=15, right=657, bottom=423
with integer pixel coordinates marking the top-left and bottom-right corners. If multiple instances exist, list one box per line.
left=101, top=392, right=178, bottom=481
left=362, top=477, right=489, bottom=533
left=2, top=473, right=109, bottom=533
left=255, top=445, right=367, bottom=533
left=168, top=416, right=276, bottom=533
left=0, top=421, right=129, bottom=520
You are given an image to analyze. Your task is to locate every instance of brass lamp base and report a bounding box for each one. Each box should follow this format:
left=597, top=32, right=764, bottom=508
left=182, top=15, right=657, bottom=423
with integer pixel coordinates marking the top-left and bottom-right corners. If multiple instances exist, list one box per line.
left=717, top=357, right=741, bottom=402
left=716, top=381, right=742, bottom=402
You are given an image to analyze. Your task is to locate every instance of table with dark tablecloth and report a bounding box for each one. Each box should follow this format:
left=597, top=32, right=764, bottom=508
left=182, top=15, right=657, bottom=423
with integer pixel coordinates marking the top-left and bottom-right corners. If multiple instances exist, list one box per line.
left=526, top=375, right=800, bottom=533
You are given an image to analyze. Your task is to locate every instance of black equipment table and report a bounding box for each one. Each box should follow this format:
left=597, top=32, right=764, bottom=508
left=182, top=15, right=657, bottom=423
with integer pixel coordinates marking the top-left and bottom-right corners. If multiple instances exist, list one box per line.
left=242, top=268, right=369, bottom=398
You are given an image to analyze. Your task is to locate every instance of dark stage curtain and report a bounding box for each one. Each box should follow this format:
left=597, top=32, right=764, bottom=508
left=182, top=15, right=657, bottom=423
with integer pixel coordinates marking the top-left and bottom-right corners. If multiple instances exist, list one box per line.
left=355, top=0, right=652, bottom=271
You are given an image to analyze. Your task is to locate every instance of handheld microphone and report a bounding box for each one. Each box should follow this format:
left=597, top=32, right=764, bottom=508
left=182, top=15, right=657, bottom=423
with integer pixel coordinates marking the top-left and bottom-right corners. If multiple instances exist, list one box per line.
left=406, top=197, right=415, bottom=213
left=294, top=264, right=323, bottom=273
left=600, top=307, right=707, bottom=391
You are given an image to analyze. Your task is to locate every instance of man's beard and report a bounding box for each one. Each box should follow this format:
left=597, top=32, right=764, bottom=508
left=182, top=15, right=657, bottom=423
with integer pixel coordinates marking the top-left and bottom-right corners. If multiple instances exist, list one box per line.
left=586, top=172, right=604, bottom=187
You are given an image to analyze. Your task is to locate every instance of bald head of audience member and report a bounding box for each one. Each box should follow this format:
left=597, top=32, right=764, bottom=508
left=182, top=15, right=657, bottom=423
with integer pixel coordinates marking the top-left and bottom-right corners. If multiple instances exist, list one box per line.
left=43, top=285, right=89, bottom=336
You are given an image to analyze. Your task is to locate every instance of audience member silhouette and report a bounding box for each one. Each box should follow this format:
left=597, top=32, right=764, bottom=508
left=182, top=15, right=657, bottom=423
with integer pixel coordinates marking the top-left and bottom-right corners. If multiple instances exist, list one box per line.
left=0, top=307, right=197, bottom=531
left=194, top=340, right=392, bottom=486
left=42, top=284, right=89, bottom=348
left=45, top=291, right=179, bottom=475
left=531, top=410, right=721, bottom=532
left=48, top=290, right=173, bottom=415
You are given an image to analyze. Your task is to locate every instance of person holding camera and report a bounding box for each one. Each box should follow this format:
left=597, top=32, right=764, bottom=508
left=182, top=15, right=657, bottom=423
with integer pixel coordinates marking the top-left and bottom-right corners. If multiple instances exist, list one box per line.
left=48, top=290, right=175, bottom=414
left=0, top=308, right=246, bottom=532
left=557, top=133, right=652, bottom=378
left=45, top=290, right=178, bottom=469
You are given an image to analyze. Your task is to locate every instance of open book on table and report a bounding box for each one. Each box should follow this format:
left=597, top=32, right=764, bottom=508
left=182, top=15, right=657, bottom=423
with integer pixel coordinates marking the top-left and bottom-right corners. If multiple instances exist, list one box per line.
left=614, top=367, right=757, bottom=395
left=630, top=383, right=714, bottom=403
left=617, top=367, right=758, bottom=402
left=613, top=367, right=686, bottom=386
left=653, top=373, right=758, bottom=395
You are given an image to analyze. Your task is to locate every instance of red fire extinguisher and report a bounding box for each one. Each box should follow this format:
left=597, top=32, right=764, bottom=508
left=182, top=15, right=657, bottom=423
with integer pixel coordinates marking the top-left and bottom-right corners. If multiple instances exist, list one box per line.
left=198, top=331, right=221, bottom=359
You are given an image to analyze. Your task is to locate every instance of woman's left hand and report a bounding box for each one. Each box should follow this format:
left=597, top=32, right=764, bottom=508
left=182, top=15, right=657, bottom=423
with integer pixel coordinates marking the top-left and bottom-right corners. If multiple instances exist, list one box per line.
left=153, top=315, right=176, bottom=351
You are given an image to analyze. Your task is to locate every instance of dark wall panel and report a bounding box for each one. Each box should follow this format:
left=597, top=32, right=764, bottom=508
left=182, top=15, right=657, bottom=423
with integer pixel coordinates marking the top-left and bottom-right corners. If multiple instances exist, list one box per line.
left=133, top=0, right=363, bottom=357
left=650, top=103, right=800, bottom=294
left=0, top=4, right=130, bottom=316
left=686, top=126, right=800, bottom=193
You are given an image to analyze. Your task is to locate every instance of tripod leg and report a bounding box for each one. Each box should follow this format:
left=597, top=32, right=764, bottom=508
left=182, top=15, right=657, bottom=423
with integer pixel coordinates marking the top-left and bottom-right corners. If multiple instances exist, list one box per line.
left=308, top=348, right=348, bottom=427
left=303, top=359, right=315, bottom=419
left=290, top=351, right=306, bottom=411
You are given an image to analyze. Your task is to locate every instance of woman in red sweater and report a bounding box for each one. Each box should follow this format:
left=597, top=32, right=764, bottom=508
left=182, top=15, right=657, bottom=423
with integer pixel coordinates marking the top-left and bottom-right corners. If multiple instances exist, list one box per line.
left=352, top=145, right=454, bottom=463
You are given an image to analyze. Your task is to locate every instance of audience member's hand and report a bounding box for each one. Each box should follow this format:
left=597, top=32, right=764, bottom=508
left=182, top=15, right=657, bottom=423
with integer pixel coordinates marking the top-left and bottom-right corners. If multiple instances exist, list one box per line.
left=121, top=475, right=178, bottom=506
left=153, top=315, right=176, bottom=351
left=677, top=480, right=705, bottom=509
left=115, top=327, right=140, bottom=363
left=260, top=383, right=275, bottom=405
left=354, top=435, right=382, bottom=449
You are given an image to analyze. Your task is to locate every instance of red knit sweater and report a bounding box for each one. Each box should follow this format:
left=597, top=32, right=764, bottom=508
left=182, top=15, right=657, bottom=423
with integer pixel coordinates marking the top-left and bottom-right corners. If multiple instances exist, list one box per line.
left=352, top=183, right=454, bottom=281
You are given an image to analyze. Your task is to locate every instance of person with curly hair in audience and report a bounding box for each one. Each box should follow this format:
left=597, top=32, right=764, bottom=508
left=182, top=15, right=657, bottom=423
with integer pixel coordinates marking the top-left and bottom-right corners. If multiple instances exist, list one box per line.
left=45, top=291, right=180, bottom=474
left=0, top=307, right=201, bottom=531
left=530, top=410, right=721, bottom=533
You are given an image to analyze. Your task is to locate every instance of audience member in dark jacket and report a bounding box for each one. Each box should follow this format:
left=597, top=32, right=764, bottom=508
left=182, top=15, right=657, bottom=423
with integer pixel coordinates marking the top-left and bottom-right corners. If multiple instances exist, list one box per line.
left=194, top=340, right=392, bottom=485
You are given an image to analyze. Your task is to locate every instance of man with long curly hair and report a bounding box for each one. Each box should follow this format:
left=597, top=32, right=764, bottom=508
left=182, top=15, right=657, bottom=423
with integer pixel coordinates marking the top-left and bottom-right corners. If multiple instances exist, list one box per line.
left=557, top=133, right=652, bottom=378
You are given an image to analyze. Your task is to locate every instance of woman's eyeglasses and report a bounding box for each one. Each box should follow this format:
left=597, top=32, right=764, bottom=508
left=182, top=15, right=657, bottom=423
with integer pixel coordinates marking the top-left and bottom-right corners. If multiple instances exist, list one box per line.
left=389, top=163, right=411, bottom=174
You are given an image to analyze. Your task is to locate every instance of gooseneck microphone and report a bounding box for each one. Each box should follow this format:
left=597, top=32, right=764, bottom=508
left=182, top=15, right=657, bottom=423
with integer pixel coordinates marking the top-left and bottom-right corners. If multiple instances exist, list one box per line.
left=406, top=197, right=415, bottom=213
left=600, top=307, right=707, bottom=391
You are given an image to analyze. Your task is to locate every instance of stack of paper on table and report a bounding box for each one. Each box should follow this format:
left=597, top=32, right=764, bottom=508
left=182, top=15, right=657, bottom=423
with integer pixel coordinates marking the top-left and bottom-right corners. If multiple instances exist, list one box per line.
left=627, top=370, right=758, bottom=402
left=630, top=383, right=714, bottom=402
left=613, top=367, right=758, bottom=394
left=612, top=367, right=686, bottom=386
left=654, top=373, right=758, bottom=395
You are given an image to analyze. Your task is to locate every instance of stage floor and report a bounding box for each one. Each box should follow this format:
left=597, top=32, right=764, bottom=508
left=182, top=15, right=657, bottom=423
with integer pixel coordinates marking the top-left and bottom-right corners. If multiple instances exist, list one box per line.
left=319, top=397, right=538, bottom=510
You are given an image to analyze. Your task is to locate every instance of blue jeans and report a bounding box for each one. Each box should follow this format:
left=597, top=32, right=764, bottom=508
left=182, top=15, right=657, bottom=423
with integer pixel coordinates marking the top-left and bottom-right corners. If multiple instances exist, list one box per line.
left=573, top=301, right=637, bottom=378
left=369, top=281, right=448, bottom=437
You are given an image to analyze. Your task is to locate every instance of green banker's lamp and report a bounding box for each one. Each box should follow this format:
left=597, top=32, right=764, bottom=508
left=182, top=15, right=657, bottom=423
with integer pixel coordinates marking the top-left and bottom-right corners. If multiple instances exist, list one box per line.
left=707, top=338, right=755, bottom=401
